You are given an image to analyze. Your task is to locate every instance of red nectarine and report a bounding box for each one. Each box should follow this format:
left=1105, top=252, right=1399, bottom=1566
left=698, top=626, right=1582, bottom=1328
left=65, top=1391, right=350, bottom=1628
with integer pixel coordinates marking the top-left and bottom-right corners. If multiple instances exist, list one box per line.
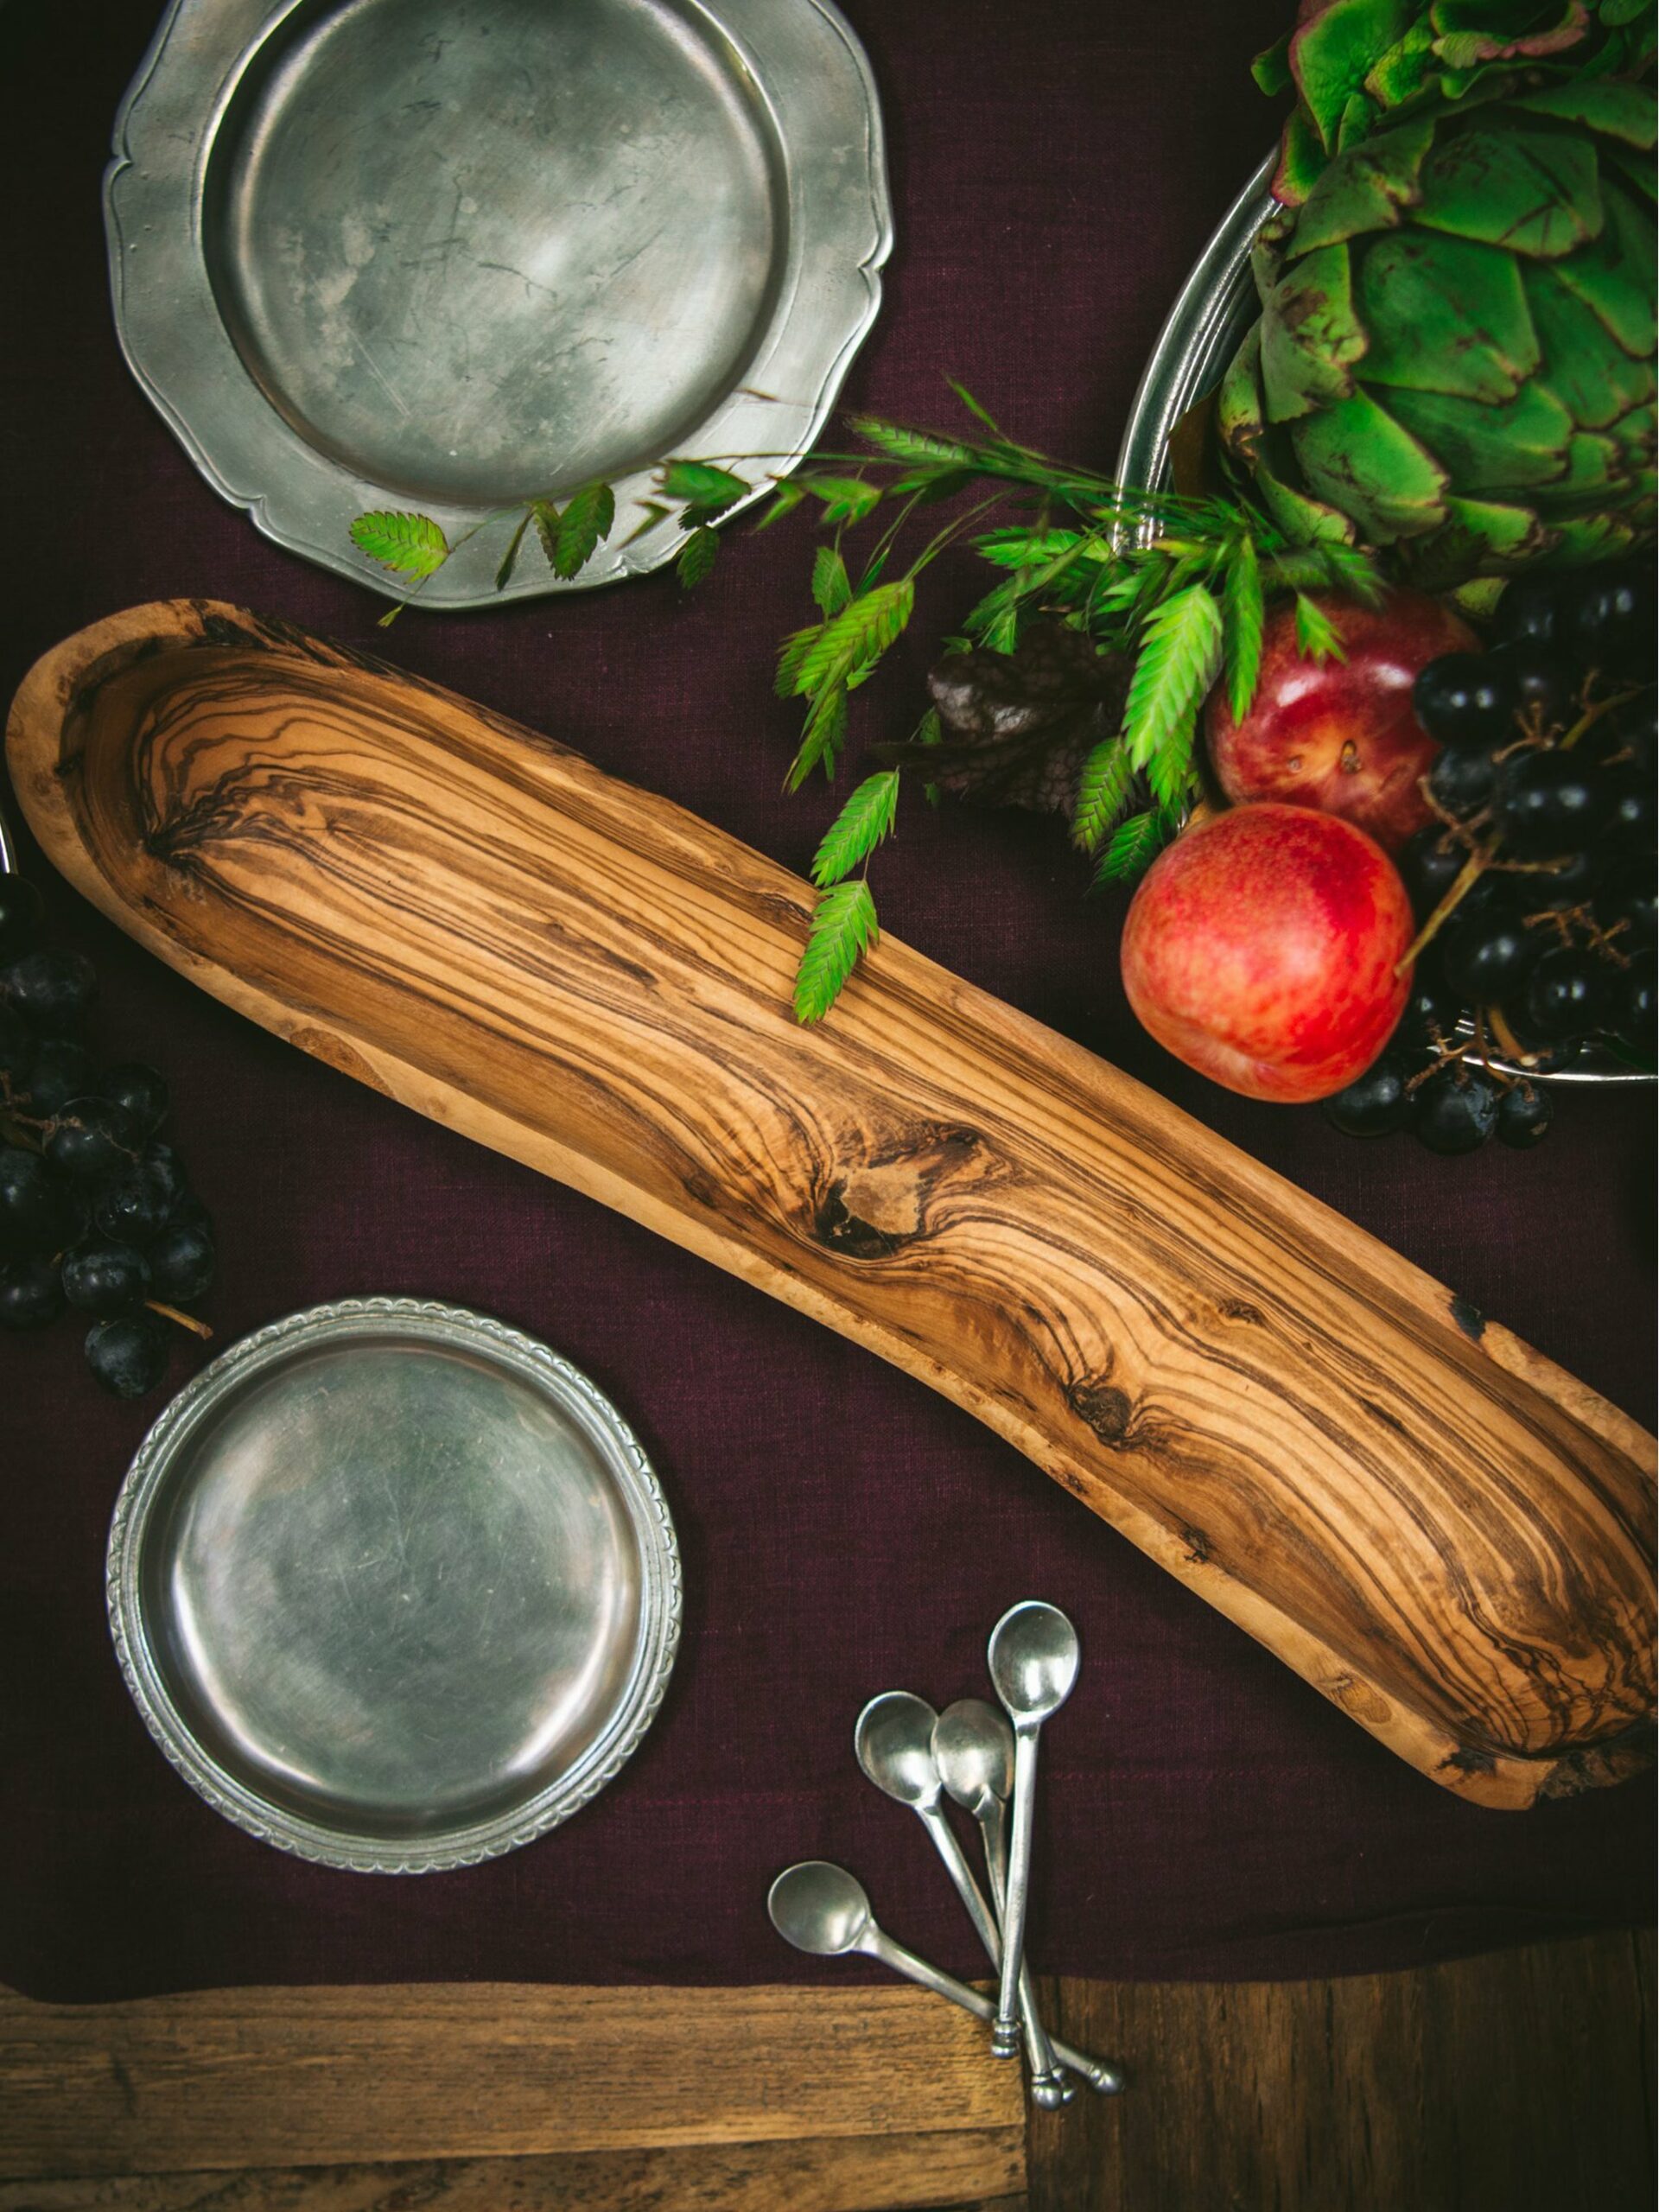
left=1206, top=593, right=1477, bottom=854
left=1121, top=805, right=1414, bottom=1103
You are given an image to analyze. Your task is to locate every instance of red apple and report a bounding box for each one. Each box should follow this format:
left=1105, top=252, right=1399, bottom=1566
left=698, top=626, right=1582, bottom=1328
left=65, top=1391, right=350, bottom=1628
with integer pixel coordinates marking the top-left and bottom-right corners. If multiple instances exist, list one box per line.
left=1206, top=591, right=1478, bottom=853
left=1121, top=804, right=1414, bottom=1103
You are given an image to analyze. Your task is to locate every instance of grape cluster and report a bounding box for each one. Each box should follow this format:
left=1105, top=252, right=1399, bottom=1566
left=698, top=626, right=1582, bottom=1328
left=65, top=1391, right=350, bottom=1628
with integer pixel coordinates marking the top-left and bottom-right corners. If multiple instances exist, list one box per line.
left=1325, top=560, right=1656, bottom=1157
left=0, top=873, right=215, bottom=1396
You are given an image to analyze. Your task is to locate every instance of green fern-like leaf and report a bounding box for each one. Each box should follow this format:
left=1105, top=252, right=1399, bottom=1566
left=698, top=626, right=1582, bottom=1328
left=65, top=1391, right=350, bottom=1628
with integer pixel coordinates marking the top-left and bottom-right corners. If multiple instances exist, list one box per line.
left=621, top=499, right=672, bottom=547
left=555, top=482, right=616, bottom=579
left=1071, top=738, right=1135, bottom=854
left=810, top=770, right=900, bottom=887
left=1222, top=536, right=1264, bottom=725
left=532, top=499, right=561, bottom=568
left=756, top=480, right=807, bottom=531
left=812, top=545, right=853, bottom=619
left=1094, top=809, right=1171, bottom=887
left=973, top=527, right=1085, bottom=569
left=349, top=510, right=449, bottom=580
left=1122, top=584, right=1224, bottom=776
left=677, top=525, right=720, bottom=588
left=801, top=474, right=883, bottom=525
left=785, top=581, right=914, bottom=698
left=793, top=878, right=879, bottom=1023
left=493, top=512, right=531, bottom=594
left=1294, top=592, right=1347, bottom=663
left=850, top=419, right=978, bottom=467
left=776, top=622, right=823, bottom=698
left=661, top=460, right=748, bottom=507
left=1144, top=715, right=1198, bottom=814
left=785, top=684, right=849, bottom=792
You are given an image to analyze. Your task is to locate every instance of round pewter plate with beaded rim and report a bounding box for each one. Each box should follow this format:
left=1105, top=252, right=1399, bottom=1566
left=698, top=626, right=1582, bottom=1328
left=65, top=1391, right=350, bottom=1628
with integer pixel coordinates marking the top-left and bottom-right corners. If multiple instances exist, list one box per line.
left=105, top=0, right=891, bottom=607
left=106, top=1298, right=681, bottom=1871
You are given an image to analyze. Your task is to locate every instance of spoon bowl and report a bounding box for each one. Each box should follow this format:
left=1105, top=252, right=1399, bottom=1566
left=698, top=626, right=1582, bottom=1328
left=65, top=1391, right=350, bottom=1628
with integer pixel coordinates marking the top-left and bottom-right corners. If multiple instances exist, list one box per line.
left=767, top=1861, right=873, bottom=1956
left=855, top=1691, right=944, bottom=1808
left=988, top=1601, right=1081, bottom=1723
left=933, top=1698, right=1015, bottom=1813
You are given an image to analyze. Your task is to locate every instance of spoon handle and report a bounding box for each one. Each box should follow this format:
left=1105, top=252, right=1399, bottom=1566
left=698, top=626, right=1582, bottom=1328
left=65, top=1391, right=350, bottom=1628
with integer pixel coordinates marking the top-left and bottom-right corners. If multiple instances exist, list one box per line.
left=994, top=1722, right=1039, bottom=2056
left=861, top=1924, right=998, bottom=2022
left=920, top=1805, right=1066, bottom=2099
left=977, top=1808, right=1123, bottom=2095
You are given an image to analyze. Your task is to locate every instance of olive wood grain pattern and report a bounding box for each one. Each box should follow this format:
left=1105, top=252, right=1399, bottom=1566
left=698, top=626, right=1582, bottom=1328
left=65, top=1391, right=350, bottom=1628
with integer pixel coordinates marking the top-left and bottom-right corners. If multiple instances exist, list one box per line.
left=7, top=600, right=1655, bottom=1808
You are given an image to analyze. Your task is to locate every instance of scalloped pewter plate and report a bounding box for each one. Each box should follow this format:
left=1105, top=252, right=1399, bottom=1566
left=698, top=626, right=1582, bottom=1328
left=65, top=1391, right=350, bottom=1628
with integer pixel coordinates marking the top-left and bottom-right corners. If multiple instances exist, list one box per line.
left=106, top=1299, right=682, bottom=1872
left=105, top=0, right=891, bottom=607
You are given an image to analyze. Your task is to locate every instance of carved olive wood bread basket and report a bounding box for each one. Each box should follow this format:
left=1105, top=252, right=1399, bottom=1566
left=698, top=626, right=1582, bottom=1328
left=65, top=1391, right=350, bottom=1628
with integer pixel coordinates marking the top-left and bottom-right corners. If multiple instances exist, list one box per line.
left=9, top=601, right=1655, bottom=1808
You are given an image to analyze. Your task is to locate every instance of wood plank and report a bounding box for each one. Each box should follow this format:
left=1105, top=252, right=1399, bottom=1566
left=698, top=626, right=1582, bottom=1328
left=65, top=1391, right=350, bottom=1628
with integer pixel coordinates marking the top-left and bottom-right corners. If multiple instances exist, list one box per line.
left=0, top=1982, right=1023, bottom=2180
left=0, top=2131, right=1027, bottom=2211
left=1029, top=1929, right=1656, bottom=2212
left=7, top=600, right=1654, bottom=1806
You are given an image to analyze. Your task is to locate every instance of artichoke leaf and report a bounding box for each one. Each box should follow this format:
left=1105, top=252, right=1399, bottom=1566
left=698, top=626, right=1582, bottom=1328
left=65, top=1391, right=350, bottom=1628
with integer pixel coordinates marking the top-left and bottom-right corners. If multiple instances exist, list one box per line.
left=1415, top=121, right=1604, bottom=257
left=1261, top=245, right=1370, bottom=420
left=1356, top=231, right=1541, bottom=399
left=1605, top=143, right=1657, bottom=204
left=1291, top=387, right=1451, bottom=539
left=1384, top=377, right=1577, bottom=489
left=1217, top=324, right=1271, bottom=480
left=1395, top=495, right=1553, bottom=588
left=1522, top=259, right=1655, bottom=429
left=1289, top=117, right=1434, bottom=251
left=1552, top=178, right=1658, bottom=356
left=1365, top=21, right=1439, bottom=105
left=1274, top=103, right=1334, bottom=206
left=1290, top=0, right=1420, bottom=151
left=1509, top=77, right=1659, bottom=144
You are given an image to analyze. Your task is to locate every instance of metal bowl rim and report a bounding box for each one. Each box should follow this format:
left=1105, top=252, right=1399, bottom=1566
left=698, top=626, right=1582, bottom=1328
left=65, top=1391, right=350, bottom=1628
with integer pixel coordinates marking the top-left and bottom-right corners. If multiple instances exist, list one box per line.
left=105, top=1295, right=683, bottom=1872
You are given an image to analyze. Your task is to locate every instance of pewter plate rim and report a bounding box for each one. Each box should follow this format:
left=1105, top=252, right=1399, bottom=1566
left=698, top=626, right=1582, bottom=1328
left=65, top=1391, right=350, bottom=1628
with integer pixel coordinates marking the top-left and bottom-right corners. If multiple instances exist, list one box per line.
left=105, top=1296, right=683, bottom=1872
left=104, top=0, right=893, bottom=608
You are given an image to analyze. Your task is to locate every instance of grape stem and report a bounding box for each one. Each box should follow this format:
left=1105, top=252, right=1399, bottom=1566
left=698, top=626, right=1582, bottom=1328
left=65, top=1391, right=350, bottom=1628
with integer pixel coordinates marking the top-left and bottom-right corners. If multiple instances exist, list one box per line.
left=146, top=1298, right=212, bottom=1340
left=1395, top=840, right=1488, bottom=976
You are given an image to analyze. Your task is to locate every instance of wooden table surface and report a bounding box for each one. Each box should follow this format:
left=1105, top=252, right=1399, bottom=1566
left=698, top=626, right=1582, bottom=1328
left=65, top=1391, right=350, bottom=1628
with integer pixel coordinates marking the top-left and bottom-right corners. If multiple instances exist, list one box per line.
left=3, top=1931, right=1651, bottom=2210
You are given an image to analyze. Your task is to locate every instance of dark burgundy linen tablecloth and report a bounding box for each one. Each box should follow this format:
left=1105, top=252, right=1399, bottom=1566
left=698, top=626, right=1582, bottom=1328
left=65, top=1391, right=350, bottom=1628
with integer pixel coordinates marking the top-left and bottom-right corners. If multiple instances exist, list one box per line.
left=2, top=0, right=1654, bottom=2006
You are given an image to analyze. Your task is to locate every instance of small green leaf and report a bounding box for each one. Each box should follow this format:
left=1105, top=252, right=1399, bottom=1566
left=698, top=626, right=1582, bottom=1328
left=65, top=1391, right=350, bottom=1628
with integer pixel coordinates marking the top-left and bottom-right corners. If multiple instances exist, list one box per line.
left=851, top=418, right=979, bottom=467
left=554, top=482, right=615, bottom=579
left=621, top=499, right=673, bottom=547
left=1294, top=592, right=1348, bottom=663
left=776, top=621, right=823, bottom=698
left=661, top=460, right=749, bottom=507
left=532, top=499, right=561, bottom=568
left=493, top=512, right=531, bottom=593
left=1094, top=809, right=1171, bottom=887
left=677, top=525, right=720, bottom=588
left=810, top=770, right=900, bottom=887
left=755, top=480, right=807, bottom=531
left=785, top=685, right=849, bottom=792
left=812, top=545, right=853, bottom=618
left=801, top=474, right=883, bottom=524
left=973, top=527, right=1086, bottom=569
left=793, top=878, right=879, bottom=1024
left=1071, top=738, right=1135, bottom=853
left=1222, top=536, right=1265, bottom=724
left=349, top=510, right=449, bottom=580
left=785, top=580, right=914, bottom=698
left=947, top=379, right=1005, bottom=435
left=1122, top=584, right=1224, bottom=775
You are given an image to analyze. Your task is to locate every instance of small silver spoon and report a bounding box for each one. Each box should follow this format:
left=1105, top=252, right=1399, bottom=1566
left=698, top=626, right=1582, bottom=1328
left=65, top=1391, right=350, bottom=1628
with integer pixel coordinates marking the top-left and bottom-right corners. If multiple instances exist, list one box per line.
left=856, top=1691, right=1070, bottom=2108
left=987, top=1601, right=1080, bottom=2059
left=934, top=1697, right=1122, bottom=2096
left=768, top=1859, right=1032, bottom=2050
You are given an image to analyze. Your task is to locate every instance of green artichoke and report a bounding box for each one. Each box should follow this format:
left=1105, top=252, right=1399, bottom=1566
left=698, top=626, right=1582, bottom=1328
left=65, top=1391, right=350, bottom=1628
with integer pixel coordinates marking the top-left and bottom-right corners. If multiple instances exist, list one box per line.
left=1256, top=0, right=1657, bottom=203
left=1218, top=75, right=1657, bottom=586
